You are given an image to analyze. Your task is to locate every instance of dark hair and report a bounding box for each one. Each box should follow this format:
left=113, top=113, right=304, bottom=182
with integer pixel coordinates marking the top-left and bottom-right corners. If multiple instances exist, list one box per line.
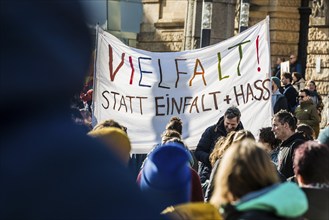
left=293, top=141, right=329, bottom=184
left=299, top=89, right=310, bottom=97
left=307, top=80, right=316, bottom=88
left=282, top=72, right=293, bottom=82
left=296, top=124, right=314, bottom=140
left=292, top=72, right=302, bottom=81
left=273, top=110, right=297, bottom=131
left=259, top=127, right=281, bottom=150
left=224, top=106, right=241, bottom=120
left=165, top=116, right=183, bottom=135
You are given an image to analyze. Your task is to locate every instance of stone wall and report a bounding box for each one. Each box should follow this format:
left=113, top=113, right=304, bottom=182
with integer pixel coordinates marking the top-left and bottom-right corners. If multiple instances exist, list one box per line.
left=247, top=0, right=302, bottom=70
left=136, top=0, right=328, bottom=127
left=305, top=0, right=329, bottom=127
left=137, top=0, right=187, bottom=52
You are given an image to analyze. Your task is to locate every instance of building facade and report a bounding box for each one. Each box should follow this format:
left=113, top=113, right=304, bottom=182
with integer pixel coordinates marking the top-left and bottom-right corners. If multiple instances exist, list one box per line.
left=136, top=0, right=328, bottom=127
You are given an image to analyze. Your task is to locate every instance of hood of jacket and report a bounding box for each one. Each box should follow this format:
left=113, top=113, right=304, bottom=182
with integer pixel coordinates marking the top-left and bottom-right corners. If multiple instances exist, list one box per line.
left=234, top=182, right=308, bottom=218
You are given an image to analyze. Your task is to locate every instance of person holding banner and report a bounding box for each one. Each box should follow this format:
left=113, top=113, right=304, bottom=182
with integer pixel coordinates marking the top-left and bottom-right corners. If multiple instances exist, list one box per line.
left=194, top=107, right=244, bottom=190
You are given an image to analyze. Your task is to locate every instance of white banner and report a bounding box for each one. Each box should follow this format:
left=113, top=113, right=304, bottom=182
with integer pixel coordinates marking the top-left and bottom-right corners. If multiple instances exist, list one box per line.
left=93, top=17, right=272, bottom=153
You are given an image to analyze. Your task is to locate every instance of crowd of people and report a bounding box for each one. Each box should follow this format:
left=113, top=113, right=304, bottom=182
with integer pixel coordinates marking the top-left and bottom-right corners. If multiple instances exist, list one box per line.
left=271, top=54, right=324, bottom=138
left=2, top=1, right=328, bottom=220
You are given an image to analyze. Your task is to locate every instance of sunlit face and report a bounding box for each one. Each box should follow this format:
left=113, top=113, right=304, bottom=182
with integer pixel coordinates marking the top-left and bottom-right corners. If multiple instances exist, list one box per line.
left=224, top=117, right=239, bottom=133
left=281, top=76, right=288, bottom=86
left=298, top=91, right=308, bottom=104
left=272, top=117, right=286, bottom=141
left=292, top=74, right=298, bottom=82
left=307, top=82, right=316, bottom=91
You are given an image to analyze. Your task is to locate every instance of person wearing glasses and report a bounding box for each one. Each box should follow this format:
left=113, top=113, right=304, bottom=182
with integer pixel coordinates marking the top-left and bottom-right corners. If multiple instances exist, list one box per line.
left=289, top=53, right=302, bottom=77
left=294, top=89, right=320, bottom=138
left=194, top=106, right=244, bottom=192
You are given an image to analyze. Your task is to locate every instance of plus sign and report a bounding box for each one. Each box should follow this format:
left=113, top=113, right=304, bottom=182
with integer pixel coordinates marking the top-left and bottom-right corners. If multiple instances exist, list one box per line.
left=224, top=95, right=231, bottom=104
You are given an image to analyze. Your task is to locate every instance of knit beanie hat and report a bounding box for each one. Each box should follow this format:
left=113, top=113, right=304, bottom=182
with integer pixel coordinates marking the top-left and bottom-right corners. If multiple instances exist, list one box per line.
left=88, top=127, right=131, bottom=164
left=271, top=77, right=281, bottom=88
left=140, top=142, right=191, bottom=209
left=318, top=127, right=329, bottom=147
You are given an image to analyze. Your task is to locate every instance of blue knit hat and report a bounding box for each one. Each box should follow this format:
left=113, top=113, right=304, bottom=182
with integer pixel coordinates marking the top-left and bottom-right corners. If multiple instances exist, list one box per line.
left=140, top=142, right=191, bottom=208
left=271, top=76, right=281, bottom=88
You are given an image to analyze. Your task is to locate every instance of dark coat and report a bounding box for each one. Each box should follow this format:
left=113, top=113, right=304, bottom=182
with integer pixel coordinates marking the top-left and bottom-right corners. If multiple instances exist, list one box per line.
left=223, top=205, right=290, bottom=220
left=277, top=132, right=306, bottom=179
left=204, top=159, right=220, bottom=202
left=283, top=84, right=298, bottom=113
left=194, top=116, right=243, bottom=182
left=302, top=187, right=329, bottom=220
left=273, top=93, right=289, bottom=114
left=0, top=1, right=165, bottom=219
left=290, top=62, right=302, bottom=76
left=294, top=100, right=320, bottom=137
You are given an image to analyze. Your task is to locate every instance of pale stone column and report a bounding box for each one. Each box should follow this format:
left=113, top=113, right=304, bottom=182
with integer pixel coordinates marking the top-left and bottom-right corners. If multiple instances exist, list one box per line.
left=306, top=0, right=329, bottom=128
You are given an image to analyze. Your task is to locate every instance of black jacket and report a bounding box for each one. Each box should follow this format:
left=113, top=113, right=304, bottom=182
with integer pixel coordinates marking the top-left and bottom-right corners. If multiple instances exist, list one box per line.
left=194, top=116, right=243, bottom=182
left=302, top=187, right=329, bottom=220
left=222, top=204, right=297, bottom=220
left=283, top=84, right=298, bottom=113
left=277, top=132, right=306, bottom=179
left=273, top=94, right=289, bottom=114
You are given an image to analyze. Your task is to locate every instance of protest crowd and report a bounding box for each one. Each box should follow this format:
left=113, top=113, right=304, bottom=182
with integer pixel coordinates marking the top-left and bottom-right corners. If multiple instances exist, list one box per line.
left=1, top=1, right=328, bottom=220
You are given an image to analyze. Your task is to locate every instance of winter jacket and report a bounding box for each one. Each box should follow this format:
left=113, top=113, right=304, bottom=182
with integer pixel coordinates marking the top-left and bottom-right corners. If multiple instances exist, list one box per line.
left=272, top=90, right=288, bottom=114
left=292, top=78, right=305, bottom=92
left=309, top=90, right=324, bottom=114
left=294, top=100, right=320, bottom=137
left=302, top=185, right=329, bottom=220
left=204, top=159, right=220, bottom=202
left=195, top=116, right=244, bottom=182
left=1, top=2, right=166, bottom=219
left=277, top=132, right=306, bottom=179
left=283, top=84, right=298, bottom=113
left=221, top=182, right=308, bottom=220
left=290, top=62, right=302, bottom=75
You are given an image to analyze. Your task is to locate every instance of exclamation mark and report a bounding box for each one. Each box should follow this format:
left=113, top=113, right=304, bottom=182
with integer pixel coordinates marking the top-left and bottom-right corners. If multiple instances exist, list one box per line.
left=256, top=35, right=261, bottom=72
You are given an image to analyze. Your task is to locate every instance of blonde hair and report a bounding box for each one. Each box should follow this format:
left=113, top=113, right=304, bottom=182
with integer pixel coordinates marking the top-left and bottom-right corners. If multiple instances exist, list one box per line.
left=161, top=129, right=181, bottom=143
left=209, top=131, right=236, bottom=167
left=233, top=130, right=255, bottom=142
left=93, top=119, right=127, bottom=133
left=210, top=139, right=279, bottom=208
left=165, top=116, right=183, bottom=135
left=209, top=130, right=254, bottom=167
